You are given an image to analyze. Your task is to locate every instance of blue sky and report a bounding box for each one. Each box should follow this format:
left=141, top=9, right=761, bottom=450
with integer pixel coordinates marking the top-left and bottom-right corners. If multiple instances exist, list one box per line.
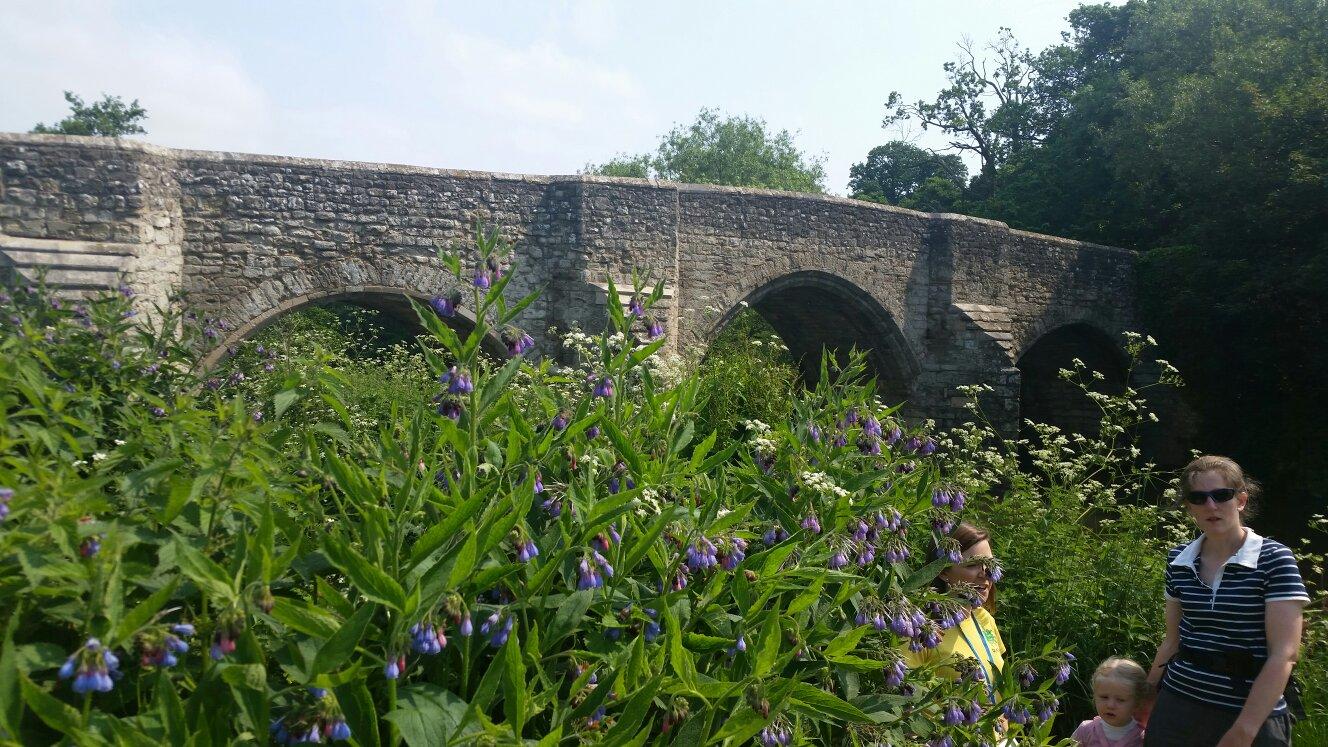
left=3, top=1, right=1103, bottom=195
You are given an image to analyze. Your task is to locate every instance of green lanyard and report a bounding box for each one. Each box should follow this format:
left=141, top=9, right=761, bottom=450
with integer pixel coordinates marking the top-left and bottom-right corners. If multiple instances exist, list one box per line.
left=957, top=617, right=997, bottom=704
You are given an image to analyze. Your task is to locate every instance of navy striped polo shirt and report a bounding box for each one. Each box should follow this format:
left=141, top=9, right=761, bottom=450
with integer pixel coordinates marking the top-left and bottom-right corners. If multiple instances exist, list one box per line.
left=1162, top=528, right=1310, bottom=713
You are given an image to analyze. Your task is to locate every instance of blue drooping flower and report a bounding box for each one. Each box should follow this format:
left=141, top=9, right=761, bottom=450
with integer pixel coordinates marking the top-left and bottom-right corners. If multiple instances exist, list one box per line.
left=862, top=416, right=882, bottom=438
left=0, top=486, right=12, bottom=522
left=429, top=292, right=461, bottom=317
left=727, top=634, right=747, bottom=657
left=592, top=376, right=614, bottom=398
left=685, top=537, right=718, bottom=571
left=437, top=398, right=463, bottom=420
left=473, top=269, right=492, bottom=289
left=502, top=328, right=536, bottom=356
left=577, top=558, right=603, bottom=590
left=551, top=412, right=569, bottom=431
left=327, top=719, right=352, bottom=741
left=627, top=295, right=645, bottom=318
left=488, top=615, right=513, bottom=647
left=62, top=638, right=118, bottom=694
left=1054, top=660, right=1072, bottom=685
left=646, top=318, right=665, bottom=339
left=441, top=366, right=473, bottom=394
left=410, top=622, right=447, bottom=655
left=800, top=513, right=821, bottom=534
left=516, top=539, right=540, bottom=563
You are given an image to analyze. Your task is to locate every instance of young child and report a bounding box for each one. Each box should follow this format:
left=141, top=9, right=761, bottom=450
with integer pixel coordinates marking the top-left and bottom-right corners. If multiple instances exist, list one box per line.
left=1072, top=657, right=1149, bottom=747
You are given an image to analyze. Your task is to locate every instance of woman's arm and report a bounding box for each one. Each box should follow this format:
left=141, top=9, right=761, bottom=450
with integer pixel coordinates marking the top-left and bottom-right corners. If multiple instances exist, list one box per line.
left=1216, top=600, right=1305, bottom=747
left=1147, top=597, right=1181, bottom=687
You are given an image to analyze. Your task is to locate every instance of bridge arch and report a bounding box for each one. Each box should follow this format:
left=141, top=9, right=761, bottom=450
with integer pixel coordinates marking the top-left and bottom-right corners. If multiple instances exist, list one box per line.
left=707, top=270, right=919, bottom=402
left=200, top=258, right=506, bottom=368
left=1016, top=321, right=1129, bottom=437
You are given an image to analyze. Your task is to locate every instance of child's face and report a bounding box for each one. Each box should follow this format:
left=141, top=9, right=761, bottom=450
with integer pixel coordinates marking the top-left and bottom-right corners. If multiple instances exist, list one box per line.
left=1093, top=677, right=1137, bottom=727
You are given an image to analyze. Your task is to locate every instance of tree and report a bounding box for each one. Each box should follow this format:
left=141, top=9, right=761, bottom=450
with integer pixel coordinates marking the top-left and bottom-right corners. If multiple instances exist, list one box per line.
left=884, top=28, right=1067, bottom=192
left=585, top=108, right=827, bottom=193
left=848, top=141, right=967, bottom=208
left=31, top=91, right=147, bottom=137
left=914, top=0, right=1328, bottom=544
left=582, top=153, right=651, bottom=179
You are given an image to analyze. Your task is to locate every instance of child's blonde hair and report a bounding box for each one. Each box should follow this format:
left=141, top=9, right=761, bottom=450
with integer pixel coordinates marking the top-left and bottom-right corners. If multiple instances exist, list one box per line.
left=1092, top=657, right=1151, bottom=702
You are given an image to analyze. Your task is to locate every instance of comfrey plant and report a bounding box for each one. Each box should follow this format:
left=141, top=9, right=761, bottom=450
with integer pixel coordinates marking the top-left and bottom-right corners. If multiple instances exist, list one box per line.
left=1, top=229, right=1074, bottom=745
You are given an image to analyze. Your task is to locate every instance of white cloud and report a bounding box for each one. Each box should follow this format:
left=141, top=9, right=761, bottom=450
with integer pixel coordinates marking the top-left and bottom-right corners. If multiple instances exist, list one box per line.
left=0, top=1, right=275, bottom=152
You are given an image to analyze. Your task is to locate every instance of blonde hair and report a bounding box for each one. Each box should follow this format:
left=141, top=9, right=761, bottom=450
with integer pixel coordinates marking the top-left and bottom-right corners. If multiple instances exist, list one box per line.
left=1092, top=657, right=1151, bottom=702
left=1180, top=455, right=1261, bottom=518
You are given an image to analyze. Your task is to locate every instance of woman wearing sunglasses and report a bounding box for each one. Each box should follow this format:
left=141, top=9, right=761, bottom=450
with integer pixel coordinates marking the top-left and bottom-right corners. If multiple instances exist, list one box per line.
left=1144, top=456, right=1309, bottom=746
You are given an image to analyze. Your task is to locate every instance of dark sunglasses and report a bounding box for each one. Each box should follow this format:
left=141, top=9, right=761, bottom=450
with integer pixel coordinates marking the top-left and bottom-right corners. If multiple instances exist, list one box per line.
left=1186, top=488, right=1238, bottom=505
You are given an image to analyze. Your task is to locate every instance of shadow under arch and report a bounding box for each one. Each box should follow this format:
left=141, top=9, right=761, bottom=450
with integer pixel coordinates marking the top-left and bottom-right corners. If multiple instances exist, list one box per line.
left=200, top=285, right=508, bottom=369
left=1016, top=321, right=1128, bottom=438
left=707, top=270, right=919, bottom=402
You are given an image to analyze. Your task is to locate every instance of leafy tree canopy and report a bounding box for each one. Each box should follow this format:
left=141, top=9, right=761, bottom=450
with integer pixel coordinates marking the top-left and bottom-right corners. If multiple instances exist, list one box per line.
left=585, top=108, right=827, bottom=193
left=31, top=91, right=148, bottom=137
left=848, top=141, right=967, bottom=210
left=888, top=0, right=1328, bottom=540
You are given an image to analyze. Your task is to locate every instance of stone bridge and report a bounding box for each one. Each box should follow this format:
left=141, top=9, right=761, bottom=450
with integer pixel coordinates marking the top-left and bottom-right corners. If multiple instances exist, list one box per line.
left=0, top=133, right=1147, bottom=437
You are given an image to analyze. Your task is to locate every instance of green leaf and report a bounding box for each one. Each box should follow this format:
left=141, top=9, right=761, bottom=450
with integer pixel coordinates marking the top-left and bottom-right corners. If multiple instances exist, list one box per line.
left=786, top=681, right=872, bottom=723
left=689, top=429, right=719, bottom=471
left=664, top=606, right=697, bottom=688
left=273, top=389, right=300, bottom=420
left=158, top=671, right=188, bottom=743
left=408, top=491, right=484, bottom=570
left=334, top=678, right=381, bottom=747
left=311, top=603, right=375, bottom=675
left=603, top=673, right=662, bottom=745
left=903, top=555, right=951, bottom=591
left=111, top=579, right=179, bottom=647
left=501, top=628, right=526, bottom=736
left=173, top=539, right=237, bottom=603
left=19, top=673, right=79, bottom=735
left=754, top=613, right=781, bottom=677
left=270, top=597, right=341, bottom=639
left=600, top=418, right=642, bottom=475
left=707, top=706, right=766, bottom=744
left=0, top=617, right=20, bottom=739
left=823, top=625, right=868, bottom=658
left=384, top=685, right=467, bottom=747
left=219, top=663, right=267, bottom=692
left=545, top=590, right=594, bottom=651
left=621, top=508, right=677, bottom=574
left=786, top=575, right=825, bottom=615
left=322, top=533, right=407, bottom=611
left=447, top=532, right=477, bottom=588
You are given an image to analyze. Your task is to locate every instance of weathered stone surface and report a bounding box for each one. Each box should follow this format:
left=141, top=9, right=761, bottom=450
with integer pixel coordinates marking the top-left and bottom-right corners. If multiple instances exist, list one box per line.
left=0, top=133, right=1144, bottom=435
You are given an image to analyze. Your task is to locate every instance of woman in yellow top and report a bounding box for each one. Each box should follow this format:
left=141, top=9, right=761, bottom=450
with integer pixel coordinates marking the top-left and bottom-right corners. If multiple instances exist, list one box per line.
left=903, top=523, right=1006, bottom=700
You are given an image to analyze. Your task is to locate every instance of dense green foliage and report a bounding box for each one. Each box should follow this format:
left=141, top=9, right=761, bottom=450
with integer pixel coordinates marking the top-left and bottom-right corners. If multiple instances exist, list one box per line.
left=31, top=92, right=148, bottom=137
left=875, top=0, right=1328, bottom=539
left=693, top=310, right=800, bottom=452
left=847, top=143, right=967, bottom=212
left=226, top=303, right=436, bottom=434
left=1, top=241, right=1084, bottom=745
left=586, top=109, right=827, bottom=193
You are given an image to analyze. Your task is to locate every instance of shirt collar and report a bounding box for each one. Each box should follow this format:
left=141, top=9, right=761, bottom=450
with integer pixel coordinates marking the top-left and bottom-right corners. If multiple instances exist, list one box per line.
left=1171, top=528, right=1264, bottom=570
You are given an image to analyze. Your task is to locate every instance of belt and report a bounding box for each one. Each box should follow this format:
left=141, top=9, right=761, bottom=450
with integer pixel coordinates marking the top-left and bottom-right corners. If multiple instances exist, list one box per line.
left=1170, top=646, right=1304, bottom=721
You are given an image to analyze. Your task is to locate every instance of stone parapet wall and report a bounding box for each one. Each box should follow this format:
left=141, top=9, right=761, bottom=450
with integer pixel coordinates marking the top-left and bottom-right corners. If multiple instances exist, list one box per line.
left=0, top=133, right=1147, bottom=439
